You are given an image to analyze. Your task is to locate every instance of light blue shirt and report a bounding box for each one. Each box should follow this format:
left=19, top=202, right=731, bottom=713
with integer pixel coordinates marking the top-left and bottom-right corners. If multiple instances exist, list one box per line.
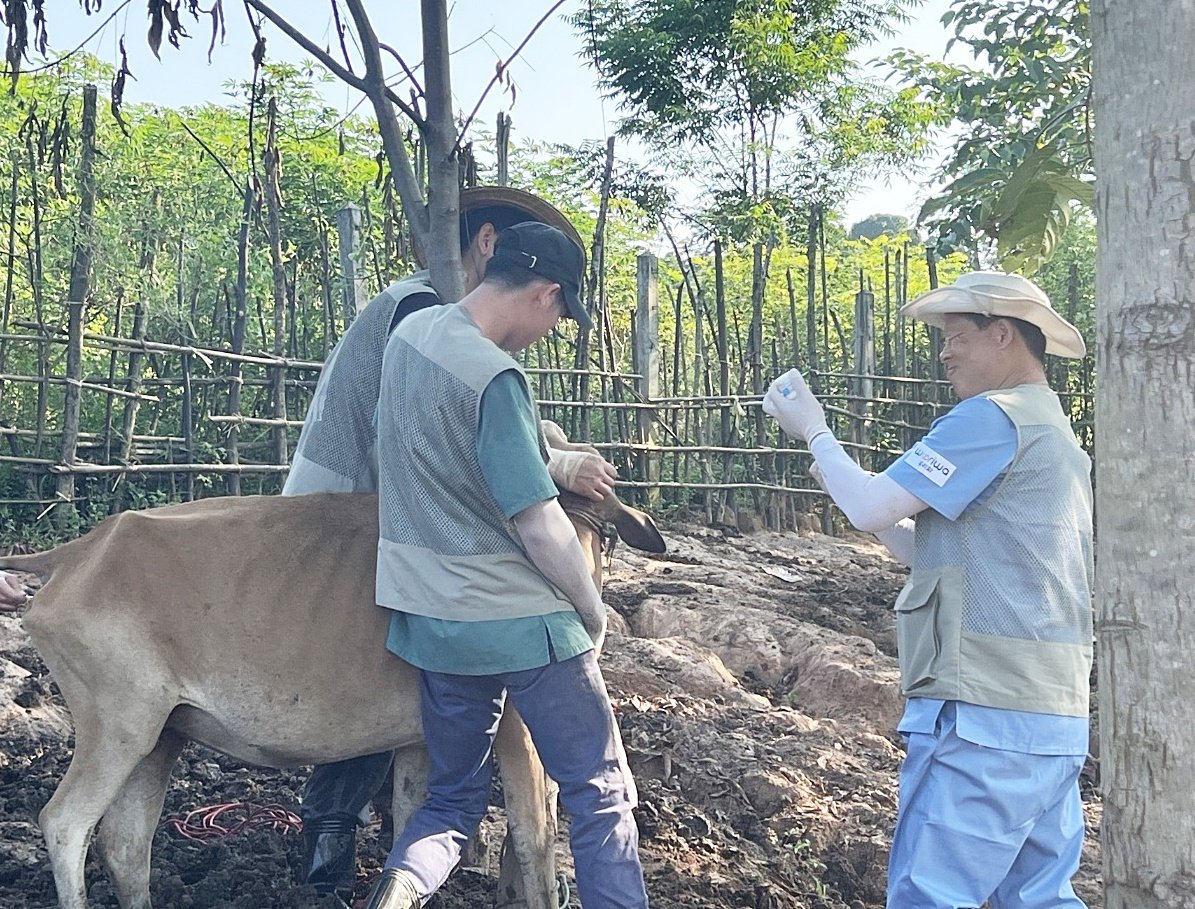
left=385, top=369, right=593, bottom=675
left=886, top=395, right=1089, bottom=756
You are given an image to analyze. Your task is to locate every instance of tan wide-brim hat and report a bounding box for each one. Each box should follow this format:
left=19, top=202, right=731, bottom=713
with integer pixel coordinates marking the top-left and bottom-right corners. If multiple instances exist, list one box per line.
left=412, top=186, right=585, bottom=269
left=900, top=271, right=1087, bottom=358
left=460, top=186, right=585, bottom=250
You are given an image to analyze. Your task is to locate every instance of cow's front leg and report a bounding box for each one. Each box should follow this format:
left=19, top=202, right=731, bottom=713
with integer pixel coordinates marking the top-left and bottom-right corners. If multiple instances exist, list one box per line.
left=389, top=743, right=430, bottom=846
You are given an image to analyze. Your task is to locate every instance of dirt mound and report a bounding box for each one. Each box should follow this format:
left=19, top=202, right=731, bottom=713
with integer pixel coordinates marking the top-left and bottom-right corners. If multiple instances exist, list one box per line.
left=0, top=523, right=1102, bottom=908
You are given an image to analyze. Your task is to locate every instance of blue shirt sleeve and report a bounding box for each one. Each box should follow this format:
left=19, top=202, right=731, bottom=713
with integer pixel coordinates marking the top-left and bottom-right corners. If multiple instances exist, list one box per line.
left=477, top=369, right=557, bottom=519
left=882, top=396, right=1017, bottom=520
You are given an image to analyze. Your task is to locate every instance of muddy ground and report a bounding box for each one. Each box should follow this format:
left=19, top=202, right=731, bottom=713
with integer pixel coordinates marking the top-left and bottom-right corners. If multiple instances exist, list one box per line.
left=0, top=520, right=1102, bottom=908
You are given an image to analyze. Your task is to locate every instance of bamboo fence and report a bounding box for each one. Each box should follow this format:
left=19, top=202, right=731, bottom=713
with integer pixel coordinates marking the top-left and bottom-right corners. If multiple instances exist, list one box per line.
left=0, top=251, right=1094, bottom=533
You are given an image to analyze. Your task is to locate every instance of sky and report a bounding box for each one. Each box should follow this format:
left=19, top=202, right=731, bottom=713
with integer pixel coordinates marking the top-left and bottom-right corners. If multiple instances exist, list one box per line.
left=40, top=0, right=958, bottom=227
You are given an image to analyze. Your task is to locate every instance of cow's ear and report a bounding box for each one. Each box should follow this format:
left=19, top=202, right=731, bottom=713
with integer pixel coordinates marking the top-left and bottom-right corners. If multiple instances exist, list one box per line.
left=609, top=500, right=667, bottom=554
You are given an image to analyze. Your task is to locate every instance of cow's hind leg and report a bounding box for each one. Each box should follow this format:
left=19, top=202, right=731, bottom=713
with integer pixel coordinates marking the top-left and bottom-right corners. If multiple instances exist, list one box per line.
left=38, top=689, right=172, bottom=909
left=494, top=708, right=558, bottom=909
left=94, top=729, right=185, bottom=909
left=390, top=743, right=430, bottom=845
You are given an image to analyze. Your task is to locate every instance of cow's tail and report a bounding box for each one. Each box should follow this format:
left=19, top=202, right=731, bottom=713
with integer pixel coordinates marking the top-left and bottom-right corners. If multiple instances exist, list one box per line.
left=0, top=550, right=57, bottom=582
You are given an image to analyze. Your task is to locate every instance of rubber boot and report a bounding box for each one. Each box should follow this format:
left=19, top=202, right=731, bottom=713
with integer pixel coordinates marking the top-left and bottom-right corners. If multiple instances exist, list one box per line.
left=302, top=815, right=358, bottom=903
left=361, top=868, right=421, bottom=909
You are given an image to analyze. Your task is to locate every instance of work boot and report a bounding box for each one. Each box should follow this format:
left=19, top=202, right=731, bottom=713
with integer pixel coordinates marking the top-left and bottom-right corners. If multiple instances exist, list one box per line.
left=361, top=868, right=421, bottom=909
left=302, top=816, right=358, bottom=902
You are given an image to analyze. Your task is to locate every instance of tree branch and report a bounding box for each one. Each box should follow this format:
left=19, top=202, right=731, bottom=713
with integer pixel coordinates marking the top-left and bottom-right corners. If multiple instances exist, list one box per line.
left=379, top=42, right=424, bottom=98
left=344, top=0, right=429, bottom=248
left=453, top=0, right=570, bottom=155
left=175, top=115, right=243, bottom=199
left=242, top=0, right=367, bottom=92
left=243, top=0, right=423, bottom=126
left=0, top=0, right=134, bottom=79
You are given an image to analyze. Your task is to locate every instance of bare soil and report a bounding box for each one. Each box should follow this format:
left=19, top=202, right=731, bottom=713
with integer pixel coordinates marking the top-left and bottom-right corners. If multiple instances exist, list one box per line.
left=0, top=521, right=1102, bottom=908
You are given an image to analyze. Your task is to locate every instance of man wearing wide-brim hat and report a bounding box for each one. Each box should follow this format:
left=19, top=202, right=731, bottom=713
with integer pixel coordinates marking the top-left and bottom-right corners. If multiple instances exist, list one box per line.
left=285, top=186, right=616, bottom=903
left=763, top=271, right=1093, bottom=908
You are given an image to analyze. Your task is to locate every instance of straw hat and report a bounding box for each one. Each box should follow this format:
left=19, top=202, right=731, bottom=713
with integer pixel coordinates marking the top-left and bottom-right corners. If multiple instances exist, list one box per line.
left=411, top=186, right=585, bottom=269
left=460, top=186, right=585, bottom=250
left=900, top=271, right=1086, bottom=358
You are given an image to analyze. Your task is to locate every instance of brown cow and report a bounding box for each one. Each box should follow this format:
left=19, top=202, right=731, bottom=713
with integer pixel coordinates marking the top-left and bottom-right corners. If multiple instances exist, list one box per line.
left=0, top=491, right=664, bottom=909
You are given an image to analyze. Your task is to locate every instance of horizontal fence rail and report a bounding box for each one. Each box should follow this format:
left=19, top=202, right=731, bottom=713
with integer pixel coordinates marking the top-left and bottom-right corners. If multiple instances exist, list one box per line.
left=0, top=244, right=1095, bottom=535
left=0, top=323, right=1094, bottom=534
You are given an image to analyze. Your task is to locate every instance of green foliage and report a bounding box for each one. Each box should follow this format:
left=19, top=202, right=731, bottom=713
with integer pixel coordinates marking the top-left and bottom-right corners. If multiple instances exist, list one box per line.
left=849, top=212, right=913, bottom=241
left=575, top=0, right=935, bottom=231
left=577, top=0, right=904, bottom=142
left=890, top=0, right=1092, bottom=273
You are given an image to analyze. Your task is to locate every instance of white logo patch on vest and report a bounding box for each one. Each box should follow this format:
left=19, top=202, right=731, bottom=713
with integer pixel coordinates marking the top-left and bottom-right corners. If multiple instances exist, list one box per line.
left=905, top=441, right=956, bottom=487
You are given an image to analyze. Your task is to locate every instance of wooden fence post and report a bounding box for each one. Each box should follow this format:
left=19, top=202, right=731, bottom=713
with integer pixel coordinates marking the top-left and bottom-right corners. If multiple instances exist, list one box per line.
left=264, top=99, right=290, bottom=475
left=633, top=253, right=660, bottom=507
left=56, top=84, right=98, bottom=528
left=337, top=202, right=366, bottom=325
left=496, top=112, right=512, bottom=187
left=851, top=275, right=876, bottom=467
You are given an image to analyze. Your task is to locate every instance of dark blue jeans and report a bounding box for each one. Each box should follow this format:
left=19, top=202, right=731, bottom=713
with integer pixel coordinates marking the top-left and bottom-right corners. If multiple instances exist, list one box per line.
left=386, top=650, right=648, bottom=909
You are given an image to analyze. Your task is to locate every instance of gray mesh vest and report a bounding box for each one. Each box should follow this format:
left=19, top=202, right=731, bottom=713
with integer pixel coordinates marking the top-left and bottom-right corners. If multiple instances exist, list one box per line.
left=374, top=304, right=569, bottom=622
left=895, top=384, right=1094, bottom=717
left=283, top=273, right=436, bottom=496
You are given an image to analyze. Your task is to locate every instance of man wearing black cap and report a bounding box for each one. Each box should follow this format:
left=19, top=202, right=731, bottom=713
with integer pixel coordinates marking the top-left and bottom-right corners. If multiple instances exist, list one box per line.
left=286, top=189, right=619, bottom=901
left=361, top=223, right=648, bottom=909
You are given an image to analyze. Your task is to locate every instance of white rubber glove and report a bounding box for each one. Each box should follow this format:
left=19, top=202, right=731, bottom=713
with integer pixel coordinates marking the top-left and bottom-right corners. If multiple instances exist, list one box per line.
left=762, top=368, right=831, bottom=444
left=809, top=460, right=828, bottom=493
left=547, top=448, right=617, bottom=502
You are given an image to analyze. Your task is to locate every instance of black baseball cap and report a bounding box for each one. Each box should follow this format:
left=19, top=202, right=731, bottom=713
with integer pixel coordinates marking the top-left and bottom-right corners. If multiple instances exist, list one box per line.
left=492, top=221, right=592, bottom=329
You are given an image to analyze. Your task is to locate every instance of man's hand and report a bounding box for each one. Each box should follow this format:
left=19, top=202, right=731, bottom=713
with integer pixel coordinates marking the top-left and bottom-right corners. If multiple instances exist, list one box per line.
left=548, top=449, right=617, bottom=502
left=0, top=572, right=28, bottom=612
left=762, top=368, right=831, bottom=443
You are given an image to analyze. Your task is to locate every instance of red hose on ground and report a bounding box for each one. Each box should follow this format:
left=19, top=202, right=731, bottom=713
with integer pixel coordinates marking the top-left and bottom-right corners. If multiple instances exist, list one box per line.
left=166, top=801, right=303, bottom=842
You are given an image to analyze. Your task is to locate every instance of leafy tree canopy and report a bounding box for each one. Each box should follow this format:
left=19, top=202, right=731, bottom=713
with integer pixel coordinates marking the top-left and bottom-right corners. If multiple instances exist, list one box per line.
left=848, top=212, right=913, bottom=241
left=574, top=0, right=934, bottom=244
left=890, top=0, right=1092, bottom=273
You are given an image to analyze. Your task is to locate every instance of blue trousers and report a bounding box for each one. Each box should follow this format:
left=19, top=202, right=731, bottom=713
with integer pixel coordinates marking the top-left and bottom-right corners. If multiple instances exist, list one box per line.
left=386, top=651, right=648, bottom=909
left=888, top=704, right=1087, bottom=909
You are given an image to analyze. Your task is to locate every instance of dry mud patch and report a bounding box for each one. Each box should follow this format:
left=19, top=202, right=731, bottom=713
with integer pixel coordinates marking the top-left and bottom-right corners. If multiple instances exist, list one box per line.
left=0, top=523, right=1101, bottom=908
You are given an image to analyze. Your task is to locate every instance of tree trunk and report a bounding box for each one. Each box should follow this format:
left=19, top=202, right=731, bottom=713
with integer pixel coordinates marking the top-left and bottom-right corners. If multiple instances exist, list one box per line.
left=420, top=0, right=465, bottom=303
left=1091, top=3, right=1195, bottom=906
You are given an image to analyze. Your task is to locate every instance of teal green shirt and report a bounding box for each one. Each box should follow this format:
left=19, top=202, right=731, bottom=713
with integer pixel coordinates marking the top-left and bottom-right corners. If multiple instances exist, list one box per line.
left=386, top=369, right=593, bottom=674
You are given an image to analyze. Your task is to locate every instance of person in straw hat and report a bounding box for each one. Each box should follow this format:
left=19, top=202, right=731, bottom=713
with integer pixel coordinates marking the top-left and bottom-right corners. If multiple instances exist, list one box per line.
left=762, top=271, right=1092, bottom=908
left=284, top=187, right=619, bottom=903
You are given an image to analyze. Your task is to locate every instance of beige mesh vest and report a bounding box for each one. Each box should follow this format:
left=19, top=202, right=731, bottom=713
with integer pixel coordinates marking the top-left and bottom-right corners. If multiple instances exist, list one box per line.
left=283, top=273, right=436, bottom=496
left=895, top=384, right=1094, bottom=717
left=374, top=304, right=569, bottom=622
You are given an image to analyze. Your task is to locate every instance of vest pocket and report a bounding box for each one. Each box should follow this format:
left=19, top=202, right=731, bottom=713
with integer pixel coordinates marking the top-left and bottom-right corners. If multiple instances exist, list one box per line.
left=894, top=572, right=945, bottom=692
